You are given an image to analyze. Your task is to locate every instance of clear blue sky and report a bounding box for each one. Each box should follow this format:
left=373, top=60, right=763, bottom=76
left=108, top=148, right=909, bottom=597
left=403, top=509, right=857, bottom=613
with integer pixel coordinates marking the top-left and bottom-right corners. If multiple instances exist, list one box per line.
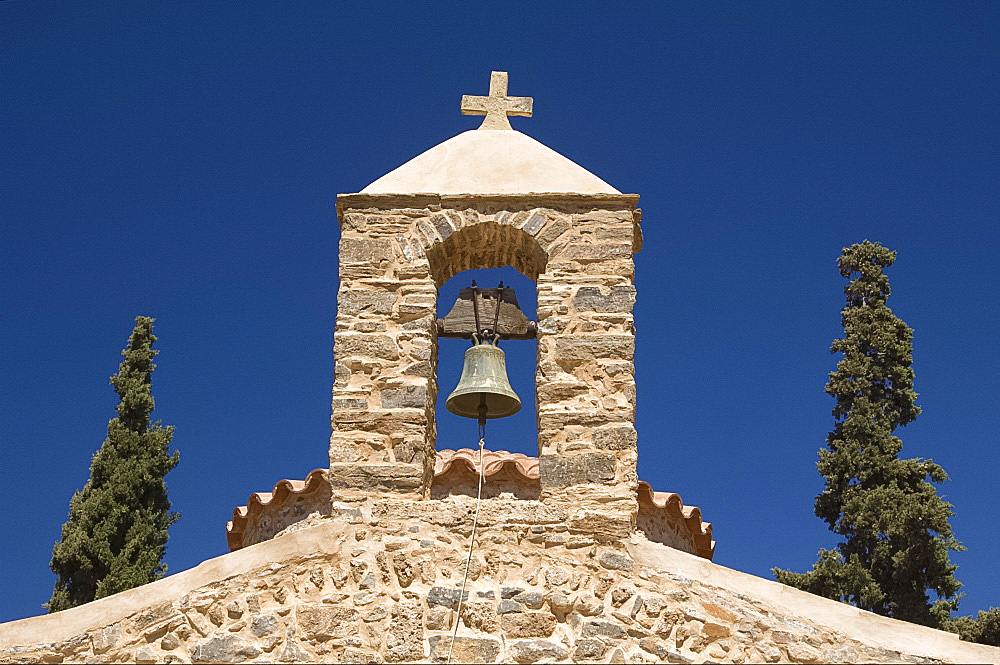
left=2, top=2, right=997, bottom=623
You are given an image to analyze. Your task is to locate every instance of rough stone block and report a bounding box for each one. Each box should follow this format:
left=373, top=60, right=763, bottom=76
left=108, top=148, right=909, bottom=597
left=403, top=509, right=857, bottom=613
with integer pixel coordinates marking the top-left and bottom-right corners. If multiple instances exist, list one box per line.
left=328, top=463, right=423, bottom=492
left=565, top=511, right=634, bottom=540
left=335, top=333, right=399, bottom=361
left=426, top=586, right=468, bottom=608
left=497, top=599, right=522, bottom=614
left=573, top=285, right=636, bottom=312
left=544, top=566, right=570, bottom=586
left=250, top=614, right=278, bottom=637
left=552, top=335, right=635, bottom=362
left=639, top=637, right=693, bottom=663
left=428, top=635, right=501, bottom=663
left=338, top=289, right=398, bottom=315
left=341, top=237, right=393, bottom=263
left=520, top=212, right=547, bottom=235
left=599, top=551, right=635, bottom=571
left=574, top=637, right=608, bottom=660
left=539, top=454, right=617, bottom=488
left=190, top=633, right=262, bottom=663
left=425, top=606, right=452, bottom=630
left=593, top=425, right=638, bottom=451
left=385, top=601, right=424, bottom=662
left=90, top=623, right=122, bottom=654
left=788, top=643, right=821, bottom=663
left=513, top=591, right=544, bottom=609
left=134, top=646, right=157, bottom=663
left=582, top=619, right=627, bottom=639
left=380, top=385, right=427, bottom=409
left=508, top=639, right=569, bottom=664
left=500, top=611, right=557, bottom=638
left=296, top=605, right=359, bottom=641
left=561, top=241, right=633, bottom=262
left=431, top=213, right=455, bottom=241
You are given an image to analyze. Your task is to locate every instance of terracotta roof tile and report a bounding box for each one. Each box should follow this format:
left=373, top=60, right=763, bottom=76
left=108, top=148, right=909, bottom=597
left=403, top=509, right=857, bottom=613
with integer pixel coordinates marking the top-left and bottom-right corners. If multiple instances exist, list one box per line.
left=228, top=450, right=714, bottom=559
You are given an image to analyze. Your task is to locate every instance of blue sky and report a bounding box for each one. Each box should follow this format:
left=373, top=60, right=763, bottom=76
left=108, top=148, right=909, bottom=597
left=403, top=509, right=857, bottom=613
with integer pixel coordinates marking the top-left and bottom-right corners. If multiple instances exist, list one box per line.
left=2, top=2, right=997, bottom=623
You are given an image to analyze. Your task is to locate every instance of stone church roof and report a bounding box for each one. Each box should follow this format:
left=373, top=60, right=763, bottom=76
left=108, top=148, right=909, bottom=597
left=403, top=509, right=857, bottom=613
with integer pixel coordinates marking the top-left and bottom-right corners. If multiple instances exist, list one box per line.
left=227, top=449, right=715, bottom=560
left=360, top=129, right=621, bottom=195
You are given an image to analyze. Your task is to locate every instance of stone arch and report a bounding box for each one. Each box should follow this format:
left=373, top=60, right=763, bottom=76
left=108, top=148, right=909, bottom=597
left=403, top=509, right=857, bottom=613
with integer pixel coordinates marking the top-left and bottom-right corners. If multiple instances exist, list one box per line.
left=391, top=207, right=566, bottom=288
left=423, top=221, right=548, bottom=287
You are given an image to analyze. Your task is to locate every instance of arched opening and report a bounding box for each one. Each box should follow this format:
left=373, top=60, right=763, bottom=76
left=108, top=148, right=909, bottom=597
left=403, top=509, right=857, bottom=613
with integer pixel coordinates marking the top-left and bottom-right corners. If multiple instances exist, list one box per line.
left=435, top=266, right=538, bottom=458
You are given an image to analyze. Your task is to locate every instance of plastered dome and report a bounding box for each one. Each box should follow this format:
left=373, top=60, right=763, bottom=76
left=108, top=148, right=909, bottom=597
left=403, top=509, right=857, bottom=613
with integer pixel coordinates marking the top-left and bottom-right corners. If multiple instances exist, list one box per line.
left=360, top=129, right=620, bottom=195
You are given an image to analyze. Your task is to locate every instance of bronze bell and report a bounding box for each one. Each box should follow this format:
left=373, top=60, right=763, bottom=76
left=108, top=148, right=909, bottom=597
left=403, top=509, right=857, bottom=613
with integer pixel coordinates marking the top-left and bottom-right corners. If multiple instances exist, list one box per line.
left=446, top=334, right=521, bottom=420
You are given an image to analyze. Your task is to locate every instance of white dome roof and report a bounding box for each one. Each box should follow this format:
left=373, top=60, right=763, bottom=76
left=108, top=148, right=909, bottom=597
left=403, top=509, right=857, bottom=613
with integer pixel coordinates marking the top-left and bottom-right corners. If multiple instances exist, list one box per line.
left=360, top=129, right=620, bottom=195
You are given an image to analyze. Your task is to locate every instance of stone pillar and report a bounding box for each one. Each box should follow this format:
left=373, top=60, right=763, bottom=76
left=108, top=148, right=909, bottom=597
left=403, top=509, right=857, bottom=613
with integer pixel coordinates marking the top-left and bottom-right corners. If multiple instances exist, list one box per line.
left=536, top=208, right=640, bottom=539
left=329, top=208, right=438, bottom=498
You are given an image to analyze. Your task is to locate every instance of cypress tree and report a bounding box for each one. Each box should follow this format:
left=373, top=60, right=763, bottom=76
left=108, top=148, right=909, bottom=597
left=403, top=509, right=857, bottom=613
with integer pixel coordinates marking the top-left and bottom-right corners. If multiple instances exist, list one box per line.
left=773, top=241, right=963, bottom=628
left=47, top=316, right=179, bottom=612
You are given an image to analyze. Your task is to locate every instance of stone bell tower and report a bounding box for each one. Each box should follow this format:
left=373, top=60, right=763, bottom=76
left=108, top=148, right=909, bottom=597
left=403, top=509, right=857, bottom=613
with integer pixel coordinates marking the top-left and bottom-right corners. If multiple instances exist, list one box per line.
left=330, top=72, right=642, bottom=539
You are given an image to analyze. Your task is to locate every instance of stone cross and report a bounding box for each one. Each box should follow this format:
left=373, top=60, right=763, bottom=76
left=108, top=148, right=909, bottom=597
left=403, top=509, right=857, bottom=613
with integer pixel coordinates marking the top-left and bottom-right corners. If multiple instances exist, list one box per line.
left=461, top=71, right=533, bottom=130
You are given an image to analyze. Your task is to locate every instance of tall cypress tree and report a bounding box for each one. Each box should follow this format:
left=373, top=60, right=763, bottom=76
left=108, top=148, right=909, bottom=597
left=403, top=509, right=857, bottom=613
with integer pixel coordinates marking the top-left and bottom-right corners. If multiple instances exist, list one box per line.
left=47, top=316, right=179, bottom=612
left=774, top=241, right=963, bottom=628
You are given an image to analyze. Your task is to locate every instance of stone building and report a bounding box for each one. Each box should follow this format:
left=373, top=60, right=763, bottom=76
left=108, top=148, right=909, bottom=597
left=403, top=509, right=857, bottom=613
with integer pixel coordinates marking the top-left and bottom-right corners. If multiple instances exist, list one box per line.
left=1, top=72, right=996, bottom=664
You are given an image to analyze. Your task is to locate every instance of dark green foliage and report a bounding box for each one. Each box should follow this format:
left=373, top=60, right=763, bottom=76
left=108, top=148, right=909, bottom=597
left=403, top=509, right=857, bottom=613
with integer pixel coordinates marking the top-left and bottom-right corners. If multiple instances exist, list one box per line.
left=945, top=608, right=1000, bottom=646
left=773, top=241, right=963, bottom=628
left=47, top=317, right=179, bottom=612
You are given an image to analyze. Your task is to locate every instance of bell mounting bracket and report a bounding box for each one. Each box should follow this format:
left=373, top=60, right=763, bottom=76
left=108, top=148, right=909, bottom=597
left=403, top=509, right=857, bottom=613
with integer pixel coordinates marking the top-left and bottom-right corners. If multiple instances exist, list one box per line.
left=437, top=281, right=537, bottom=341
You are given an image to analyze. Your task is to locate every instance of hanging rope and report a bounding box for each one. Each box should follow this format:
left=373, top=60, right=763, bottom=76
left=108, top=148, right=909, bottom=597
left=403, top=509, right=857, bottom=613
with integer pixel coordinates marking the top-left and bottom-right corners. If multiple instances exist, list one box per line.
left=447, top=418, right=486, bottom=664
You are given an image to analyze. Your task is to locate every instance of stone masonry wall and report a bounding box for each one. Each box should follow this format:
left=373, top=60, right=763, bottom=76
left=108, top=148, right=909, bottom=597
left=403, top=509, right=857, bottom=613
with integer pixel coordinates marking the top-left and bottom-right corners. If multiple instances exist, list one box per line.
left=331, top=194, right=643, bottom=539
left=5, top=513, right=988, bottom=664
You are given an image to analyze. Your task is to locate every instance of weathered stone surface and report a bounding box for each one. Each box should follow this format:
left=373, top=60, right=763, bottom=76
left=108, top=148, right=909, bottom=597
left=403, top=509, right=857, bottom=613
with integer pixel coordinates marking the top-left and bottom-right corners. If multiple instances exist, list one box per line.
left=599, top=551, right=635, bottom=571
left=513, top=591, right=545, bottom=609
left=574, top=637, right=608, bottom=659
left=508, top=639, right=570, bottom=663
left=820, top=645, right=860, bottom=663
left=577, top=594, right=604, bottom=616
left=502, top=586, right=525, bottom=599
left=496, top=599, right=522, bottom=614
left=539, top=454, right=616, bottom=487
left=425, top=606, right=452, bottom=630
left=501, top=612, right=557, bottom=638
left=160, top=632, right=181, bottom=651
left=702, top=620, right=730, bottom=639
left=459, top=602, right=500, bottom=633
left=426, top=586, right=468, bottom=608
left=90, top=623, right=121, bottom=654
left=385, top=601, right=423, bottom=662
left=279, top=637, right=311, bottom=663
left=296, top=605, right=358, bottom=640
left=250, top=614, right=278, bottom=637
left=788, top=642, right=821, bottom=663
left=381, top=385, right=427, bottom=409
left=544, top=566, right=570, bottom=586
left=639, top=637, right=693, bottom=663
left=593, top=425, right=638, bottom=451
left=573, top=284, right=636, bottom=312
left=335, top=333, right=399, bottom=361
left=552, top=335, right=635, bottom=361
left=582, top=619, right=628, bottom=639
left=134, top=645, right=157, bottom=663
left=611, top=585, right=635, bottom=606
left=338, top=289, right=398, bottom=315
left=328, top=463, right=422, bottom=491
left=190, top=633, right=262, bottom=663
left=340, top=237, right=393, bottom=263
left=428, top=635, right=501, bottom=663
left=363, top=606, right=388, bottom=622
